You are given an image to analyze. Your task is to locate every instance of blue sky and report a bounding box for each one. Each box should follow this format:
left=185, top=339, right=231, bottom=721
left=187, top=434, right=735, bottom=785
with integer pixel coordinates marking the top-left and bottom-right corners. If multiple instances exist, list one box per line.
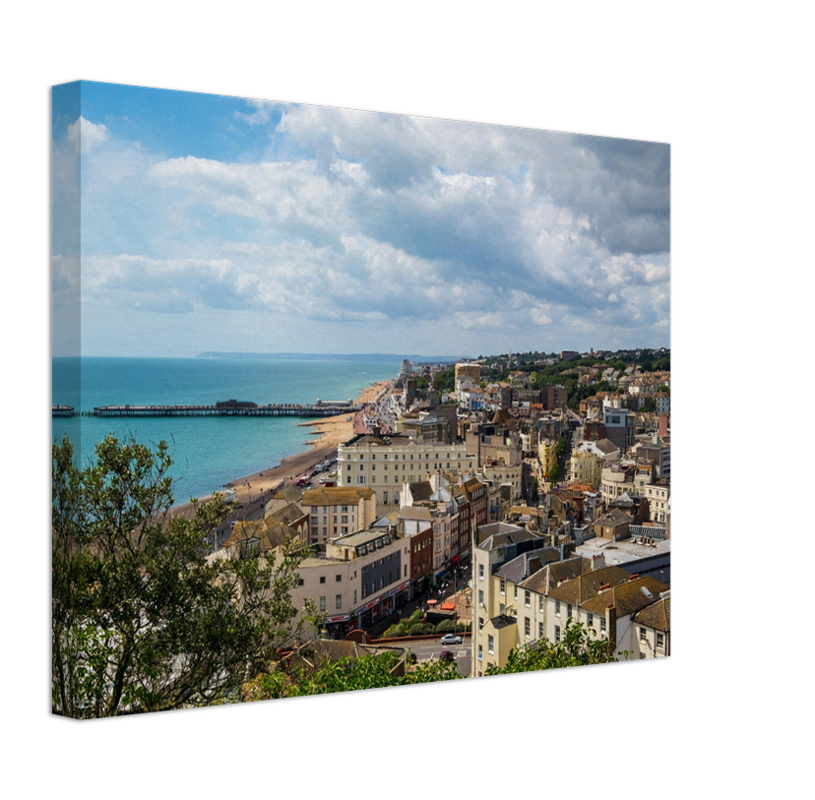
left=52, top=81, right=670, bottom=358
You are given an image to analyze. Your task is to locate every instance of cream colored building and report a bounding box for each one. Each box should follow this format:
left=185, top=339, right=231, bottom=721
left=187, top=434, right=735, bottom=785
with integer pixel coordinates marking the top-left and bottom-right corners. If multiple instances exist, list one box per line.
left=286, top=528, right=410, bottom=642
left=631, top=593, right=670, bottom=658
left=470, top=522, right=548, bottom=676
left=643, top=481, right=671, bottom=523
left=568, top=449, right=602, bottom=489
left=601, top=463, right=636, bottom=506
left=301, top=486, right=377, bottom=543
left=479, top=462, right=523, bottom=502
left=337, top=434, right=477, bottom=510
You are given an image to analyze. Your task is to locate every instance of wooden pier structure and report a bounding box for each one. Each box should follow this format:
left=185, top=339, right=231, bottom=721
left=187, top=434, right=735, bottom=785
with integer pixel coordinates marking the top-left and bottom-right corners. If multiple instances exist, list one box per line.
left=52, top=405, right=76, bottom=417
left=86, top=399, right=361, bottom=418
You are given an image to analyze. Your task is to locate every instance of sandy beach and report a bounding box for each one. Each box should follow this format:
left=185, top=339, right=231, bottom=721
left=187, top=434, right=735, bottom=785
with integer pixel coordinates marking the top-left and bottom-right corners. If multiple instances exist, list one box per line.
left=171, top=379, right=390, bottom=520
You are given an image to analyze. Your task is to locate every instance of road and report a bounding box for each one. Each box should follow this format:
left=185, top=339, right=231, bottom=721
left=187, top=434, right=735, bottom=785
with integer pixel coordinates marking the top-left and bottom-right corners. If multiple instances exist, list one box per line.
left=405, top=639, right=472, bottom=678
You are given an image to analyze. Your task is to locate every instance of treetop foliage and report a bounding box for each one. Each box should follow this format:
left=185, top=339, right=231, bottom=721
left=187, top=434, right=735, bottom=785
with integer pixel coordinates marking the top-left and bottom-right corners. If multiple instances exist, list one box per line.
left=52, top=433, right=311, bottom=718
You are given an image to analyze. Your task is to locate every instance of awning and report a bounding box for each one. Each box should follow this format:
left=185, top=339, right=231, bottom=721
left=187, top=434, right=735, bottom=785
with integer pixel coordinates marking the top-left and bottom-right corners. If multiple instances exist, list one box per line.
left=440, top=600, right=455, bottom=611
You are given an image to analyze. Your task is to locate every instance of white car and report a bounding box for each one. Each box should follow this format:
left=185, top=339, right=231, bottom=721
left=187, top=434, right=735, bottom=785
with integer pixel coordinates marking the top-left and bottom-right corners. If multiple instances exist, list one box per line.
left=440, top=634, right=463, bottom=645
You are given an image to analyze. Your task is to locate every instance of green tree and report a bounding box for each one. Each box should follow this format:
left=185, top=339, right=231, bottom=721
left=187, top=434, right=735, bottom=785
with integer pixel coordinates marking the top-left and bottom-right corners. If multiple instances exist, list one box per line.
left=243, top=649, right=461, bottom=700
left=556, top=436, right=567, bottom=457
left=658, top=385, right=670, bottom=395
left=484, top=619, right=625, bottom=675
left=432, top=368, right=455, bottom=394
left=642, top=397, right=657, bottom=413
left=52, top=434, right=311, bottom=718
left=549, top=463, right=560, bottom=484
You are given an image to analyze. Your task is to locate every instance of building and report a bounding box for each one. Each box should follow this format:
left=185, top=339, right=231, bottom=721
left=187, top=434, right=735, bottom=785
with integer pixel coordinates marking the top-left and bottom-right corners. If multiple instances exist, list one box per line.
left=568, top=449, right=603, bottom=489
left=288, top=528, right=410, bottom=639
left=337, top=433, right=477, bottom=510
left=471, top=522, right=549, bottom=676
left=632, top=592, right=671, bottom=658
left=539, top=438, right=558, bottom=479
left=546, top=385, right=568, bottom=410
left=637, top=437, right=671, bottom=479
left=593, top=507, right=635, bottom=541
left=455, top=362, right=482, bottom=386
left=301, top=486, right=376, bottom=543
left=603, top=404, right=635, bottom=454
left=465, top=423, right=523, bottom=468
left=544, top=565, right=668, bottom=654
left=601, top=461, right=636, bottom=506
left=643, top=480, right=671, bottom=523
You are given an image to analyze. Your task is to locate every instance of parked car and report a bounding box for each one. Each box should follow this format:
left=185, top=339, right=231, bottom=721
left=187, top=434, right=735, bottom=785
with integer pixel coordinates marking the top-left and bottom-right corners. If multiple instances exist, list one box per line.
left=439, top=650, right=454, bottom=662
left=440, top=634, right=463, bottom=645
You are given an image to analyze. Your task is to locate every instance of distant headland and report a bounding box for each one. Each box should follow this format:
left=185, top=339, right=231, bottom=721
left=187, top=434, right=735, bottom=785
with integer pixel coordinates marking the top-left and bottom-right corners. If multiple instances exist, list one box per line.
left=194, top=351, right=471, bottom=363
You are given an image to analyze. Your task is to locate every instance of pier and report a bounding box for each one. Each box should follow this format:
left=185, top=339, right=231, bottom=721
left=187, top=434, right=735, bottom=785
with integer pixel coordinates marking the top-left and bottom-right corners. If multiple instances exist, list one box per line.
left=52, top=405, right=75, bottom=417
left=86, top=400, right=362, bottom=418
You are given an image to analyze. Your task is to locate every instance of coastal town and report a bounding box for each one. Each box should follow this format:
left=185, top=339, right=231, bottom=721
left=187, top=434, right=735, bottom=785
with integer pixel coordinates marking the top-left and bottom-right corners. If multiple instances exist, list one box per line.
left=215, top=347, right=671, bottom=679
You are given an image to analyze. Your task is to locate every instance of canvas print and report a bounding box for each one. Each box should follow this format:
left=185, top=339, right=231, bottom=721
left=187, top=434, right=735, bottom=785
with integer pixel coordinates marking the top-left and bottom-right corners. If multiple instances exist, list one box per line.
left=51, top=81, right=670, bottom=718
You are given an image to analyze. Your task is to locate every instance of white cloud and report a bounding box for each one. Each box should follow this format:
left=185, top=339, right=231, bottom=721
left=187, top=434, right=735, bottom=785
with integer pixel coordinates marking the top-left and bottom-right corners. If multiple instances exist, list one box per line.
left=66, top=116, right=109, bottom=153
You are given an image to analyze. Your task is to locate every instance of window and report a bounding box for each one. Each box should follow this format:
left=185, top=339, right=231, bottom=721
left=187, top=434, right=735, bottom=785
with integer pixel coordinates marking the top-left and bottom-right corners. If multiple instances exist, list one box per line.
left=600, top=617, right=606, bottom=633
left=478, top=644, right=483, bottom=660
left=555, top=600, right=561, bottom=617
left=500, top=579, right=505, bottom=595
left=640, top=653, right=647, bottom=659
left=499, top=603, right=505, bottom=615
left=640, top=627, right=647, bottom=642
left=524, top=590, right=531, bottom=607
left=567, top=603, right=573, bottom=618
left=554, top=625, right=561, bottom=643
left=538, top=622, right=544, bottom=638
left=479, top=616, right=485, bottom=631
left=488, top=635, right=494, bottom=654
left=657, top=632, right=665, bottom=649
left=587, top=613, right=594, bottom=627
left=319, top=596, right=326, bottom=611
left=478, top=564, right=484, bottom=580
left=538, top=595, right=543, bottom=611
left=524, top=617, right=530, bottom=637
left=478, top=589, right=484, bottom=606
left=320, top=576, right=326, bottom=584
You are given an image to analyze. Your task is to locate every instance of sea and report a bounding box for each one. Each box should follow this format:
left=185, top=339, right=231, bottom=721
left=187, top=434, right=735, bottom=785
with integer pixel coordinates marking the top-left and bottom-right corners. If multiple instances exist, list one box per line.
left=52, top=356, right=400, bottom=505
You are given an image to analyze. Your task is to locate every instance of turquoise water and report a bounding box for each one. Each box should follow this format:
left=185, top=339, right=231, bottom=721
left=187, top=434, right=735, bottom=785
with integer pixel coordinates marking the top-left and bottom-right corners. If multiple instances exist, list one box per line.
left=52, top=357, right=398, bottom=504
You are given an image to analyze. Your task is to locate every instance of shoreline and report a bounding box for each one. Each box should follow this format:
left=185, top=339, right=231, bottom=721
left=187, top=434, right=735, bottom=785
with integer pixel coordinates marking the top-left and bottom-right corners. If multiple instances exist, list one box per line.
left=170, top=379, right=390, bottom=520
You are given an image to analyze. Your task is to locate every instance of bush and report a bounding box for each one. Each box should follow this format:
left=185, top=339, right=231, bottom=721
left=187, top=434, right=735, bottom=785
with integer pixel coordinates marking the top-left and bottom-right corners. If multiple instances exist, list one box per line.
left=409, top=609, right=424, bottom=623
left=409, top=623, right=426, bottom=636
left=422, top=623, right=435, bottom=635
left=382, top=625, right=403, bottom=638
left=456, top=622, right=471, bottom=633
left=436, top=619, right=457, bottom=634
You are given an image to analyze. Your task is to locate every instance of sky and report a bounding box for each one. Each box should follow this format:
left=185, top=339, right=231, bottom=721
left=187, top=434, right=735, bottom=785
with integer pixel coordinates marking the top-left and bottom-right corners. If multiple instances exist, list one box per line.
left=52, top=81, right=670, bottom=359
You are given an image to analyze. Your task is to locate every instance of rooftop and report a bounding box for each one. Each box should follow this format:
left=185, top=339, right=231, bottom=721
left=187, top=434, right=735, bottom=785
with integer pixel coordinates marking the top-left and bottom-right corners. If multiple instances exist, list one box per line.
left=576, top=536, right=670, bottom=567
